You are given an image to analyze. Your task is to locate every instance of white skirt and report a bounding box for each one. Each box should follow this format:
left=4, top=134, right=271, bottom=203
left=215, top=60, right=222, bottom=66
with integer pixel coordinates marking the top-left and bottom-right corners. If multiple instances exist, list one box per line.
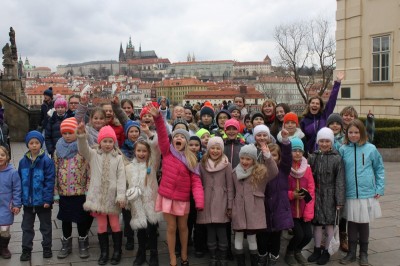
left=345, top=198, right=382, bottom=223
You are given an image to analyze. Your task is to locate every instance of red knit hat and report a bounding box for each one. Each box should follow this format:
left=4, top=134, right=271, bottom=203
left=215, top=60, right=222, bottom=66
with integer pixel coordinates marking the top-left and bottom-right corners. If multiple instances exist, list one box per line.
left=283, top=112, right=299, bottom=126
left=224, top=118, right=240, bottom=131
left=140, top=107, right=150, bottom=119
left=98, top=125, right=117, bottom=144
left=60, top=117, right=78, bottom=134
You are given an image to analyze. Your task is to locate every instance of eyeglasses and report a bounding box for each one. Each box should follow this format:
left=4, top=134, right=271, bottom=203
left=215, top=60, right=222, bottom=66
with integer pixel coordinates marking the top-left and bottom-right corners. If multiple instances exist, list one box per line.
left=69, top=102, right=79, bottom=105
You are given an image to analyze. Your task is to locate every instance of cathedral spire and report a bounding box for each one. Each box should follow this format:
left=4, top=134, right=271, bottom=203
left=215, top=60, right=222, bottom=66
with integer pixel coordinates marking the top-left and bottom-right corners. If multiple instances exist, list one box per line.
left=128, top=36, right=133, bottom=48
left=119, top=43, right=125, bottom=62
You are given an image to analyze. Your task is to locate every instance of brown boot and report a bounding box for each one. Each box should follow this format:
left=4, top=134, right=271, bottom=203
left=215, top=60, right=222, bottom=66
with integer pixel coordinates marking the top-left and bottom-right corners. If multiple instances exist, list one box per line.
left=0, top=236, right=12, bottom=259
left=339, top=232, right=349, bottom=252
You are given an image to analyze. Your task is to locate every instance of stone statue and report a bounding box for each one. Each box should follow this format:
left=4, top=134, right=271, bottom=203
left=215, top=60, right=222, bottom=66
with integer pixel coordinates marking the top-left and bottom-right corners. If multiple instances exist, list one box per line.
left=2, top=43, right=13, bottom=67
left=9, top=27, right=17, bottom=61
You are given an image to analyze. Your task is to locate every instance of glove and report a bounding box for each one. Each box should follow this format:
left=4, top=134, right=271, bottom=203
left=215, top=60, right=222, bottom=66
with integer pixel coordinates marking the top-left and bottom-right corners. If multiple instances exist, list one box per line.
left=126, top=187, right=142, bottom=201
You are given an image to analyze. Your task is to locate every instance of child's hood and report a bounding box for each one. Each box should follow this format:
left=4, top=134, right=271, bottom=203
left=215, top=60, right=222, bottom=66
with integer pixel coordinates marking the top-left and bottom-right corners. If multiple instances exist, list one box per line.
left=0, top=163, right=15, bottom=173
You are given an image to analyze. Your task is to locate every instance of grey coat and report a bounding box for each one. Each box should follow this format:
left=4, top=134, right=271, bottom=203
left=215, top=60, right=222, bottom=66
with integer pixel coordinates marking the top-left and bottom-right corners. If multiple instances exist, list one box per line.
left=231, top=155, right=278, bottom=231
left=197, top=157, right=234, bottom=224
left=308, top=149, right=346, bottom=225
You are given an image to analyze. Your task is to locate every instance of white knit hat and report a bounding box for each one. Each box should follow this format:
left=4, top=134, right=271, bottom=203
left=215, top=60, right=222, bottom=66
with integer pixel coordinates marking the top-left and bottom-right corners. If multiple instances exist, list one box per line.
left=253, top=125, right=270, bottom=137
left=239, top=144, right=258, bottom=161
left=316, top=127, right=334, bottom=145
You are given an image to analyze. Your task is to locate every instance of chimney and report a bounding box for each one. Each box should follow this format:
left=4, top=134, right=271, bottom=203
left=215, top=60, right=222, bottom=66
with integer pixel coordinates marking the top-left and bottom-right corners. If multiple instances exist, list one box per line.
left=239, top=85, right=247, bottom=94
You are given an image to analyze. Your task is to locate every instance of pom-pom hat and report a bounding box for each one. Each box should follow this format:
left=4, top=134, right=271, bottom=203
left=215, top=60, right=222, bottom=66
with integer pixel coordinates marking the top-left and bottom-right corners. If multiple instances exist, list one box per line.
left=200, top=106, right=215, bottom=119
left=43, top=87, right=53, bottom=98
left=207, top=136, right=224, bottom=150
left=253, top=125, right=270, bottom=137
left=60, top=117, right=78, bottom=134
left=316, top=127, right=334, bottom=145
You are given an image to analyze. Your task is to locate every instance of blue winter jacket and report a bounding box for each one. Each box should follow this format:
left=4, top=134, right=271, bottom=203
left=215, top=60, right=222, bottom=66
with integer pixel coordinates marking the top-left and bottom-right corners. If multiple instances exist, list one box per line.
left=0, top=164, right=21, bottom=225
left=18, top=150, right=55, bottom=207
left=339, top=142, right=385, bottom=199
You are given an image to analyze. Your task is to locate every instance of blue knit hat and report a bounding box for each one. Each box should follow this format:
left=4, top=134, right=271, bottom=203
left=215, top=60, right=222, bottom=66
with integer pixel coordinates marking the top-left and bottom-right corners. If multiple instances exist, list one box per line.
left=25, top=130, right=44, bottom=148
left=291, top=137, right=304, bottom=152
left=43, top=87, right=53, bottom=98
left=124, top=120, right=141, bottom=136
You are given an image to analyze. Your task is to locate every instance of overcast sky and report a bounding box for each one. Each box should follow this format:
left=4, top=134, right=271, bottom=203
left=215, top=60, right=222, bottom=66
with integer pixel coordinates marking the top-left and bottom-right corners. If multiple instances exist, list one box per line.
left=1, top=0, right=337, bottom=71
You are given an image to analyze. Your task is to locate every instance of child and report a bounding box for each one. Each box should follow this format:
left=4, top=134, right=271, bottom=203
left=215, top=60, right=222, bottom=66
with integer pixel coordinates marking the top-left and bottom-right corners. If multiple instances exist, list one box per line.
left=339, top=119, right=384, bottom=266
left=196, top=128, right=211, bottom=152
left=254, top=126, right=293, bottom=265
left=188, top=135, right=202, bottom=161
left=147, top=102, right=204, bottom=266
left=121, top=120, right=141, bottom=160
left=277, top=112, right=306, bottom=144
left=307, top=127, right=345, bottom=265
left=77, top=124, right=126, bottom=265
left=0, top=146, right=21, bottom=259
left=125, top=137, right=162, bottom=266
left=198, top=136, right=234, bottom=266
left=53, top=118, right=92, bottom=259
left=19, top=130, right=55, bottom=261
left=198, top=105, right=218, bottom=132
left=212, top=110, right=231, bottom=138
left=75, top=95, right=107, bottom=147
left=327, top=113, right=345, bottom=151
left=227, top=105, right=245, bottom=133
left=285, top=137, right=315, bottom=266
left=223, top=118, right=245, bottom=168
left=232, top=143, right=278, bottom=265
left=243, top=113, right=264, bottom=144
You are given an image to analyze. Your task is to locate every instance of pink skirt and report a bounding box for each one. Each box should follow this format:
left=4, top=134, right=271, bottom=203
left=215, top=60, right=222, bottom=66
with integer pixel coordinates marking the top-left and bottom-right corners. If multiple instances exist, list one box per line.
left=155, top=194, right=190, bottom=216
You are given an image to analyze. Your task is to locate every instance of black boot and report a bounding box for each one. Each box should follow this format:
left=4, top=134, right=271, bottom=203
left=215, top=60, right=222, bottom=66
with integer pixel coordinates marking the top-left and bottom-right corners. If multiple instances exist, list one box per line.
left=148, top=249, right=159, bottom=266
left=250, top=252, right=258, bottom=266
left=0, top=236, right=12, bottom=259
left=125, top=236, right=134, bottom=251
left=235, top=249, right=246, bottom=266
left=359, top=242, right=368, bottom=266
left=134, top=249, right=147, bottom=265
left=219, top=249, right=228, bottom=266
left=339, top=241, right=357, bottom=264
left=110, top=231, right=123, bottom=265
left=208, top=249, right=218, bottom=266
left=308, top=246, right=321, bottom=262
left=317, top=249, right=330, bottom=265
left=257, top=253, right=268, bottom=266
left=98, top=233, right=109, bottom=265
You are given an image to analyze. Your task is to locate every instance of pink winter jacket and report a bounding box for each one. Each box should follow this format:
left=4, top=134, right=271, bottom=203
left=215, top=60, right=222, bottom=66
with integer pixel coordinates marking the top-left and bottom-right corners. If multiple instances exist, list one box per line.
left=288, top=157, right=315, bottom=222
left=155, top=115, right=204, bottom=210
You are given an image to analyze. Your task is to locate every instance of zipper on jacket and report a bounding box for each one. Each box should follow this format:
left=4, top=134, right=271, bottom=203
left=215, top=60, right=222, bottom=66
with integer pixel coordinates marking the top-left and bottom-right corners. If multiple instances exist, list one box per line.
left=354, top=145, right=359, bottom=198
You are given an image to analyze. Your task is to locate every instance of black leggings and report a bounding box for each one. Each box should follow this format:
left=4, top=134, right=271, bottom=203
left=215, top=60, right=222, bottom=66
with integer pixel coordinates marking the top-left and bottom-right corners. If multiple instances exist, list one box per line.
left=287, top=218, right=312, bottom=252
left=62, top=217, right=93, bottom=238
left=257, top=231, right=282, bottom=257
left=347, top=221, right=369, bottom=244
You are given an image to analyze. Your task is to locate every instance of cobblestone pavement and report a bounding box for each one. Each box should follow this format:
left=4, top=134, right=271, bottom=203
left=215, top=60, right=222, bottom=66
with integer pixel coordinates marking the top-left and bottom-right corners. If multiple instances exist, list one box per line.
left=5, top=142, right=400, bottom=265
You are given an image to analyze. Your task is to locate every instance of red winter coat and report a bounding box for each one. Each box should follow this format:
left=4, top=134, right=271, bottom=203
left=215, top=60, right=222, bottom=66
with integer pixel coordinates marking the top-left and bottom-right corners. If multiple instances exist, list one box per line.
left=109, top=119, right=125, bottom=147
left=288, top=157, right=315, bottom=222
left=155, top=115, right=204, bottom=209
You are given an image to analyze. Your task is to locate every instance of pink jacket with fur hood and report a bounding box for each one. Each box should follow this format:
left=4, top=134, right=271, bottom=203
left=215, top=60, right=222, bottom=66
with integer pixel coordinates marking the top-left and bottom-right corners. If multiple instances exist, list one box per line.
left=288, top=157, right=315, bottom=222
left=155, top=115, right=204, bottom=209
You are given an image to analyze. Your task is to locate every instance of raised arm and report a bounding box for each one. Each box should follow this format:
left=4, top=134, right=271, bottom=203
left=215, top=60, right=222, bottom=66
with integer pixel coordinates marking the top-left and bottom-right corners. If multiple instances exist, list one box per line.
left=112, top=96, right=130, bottom=127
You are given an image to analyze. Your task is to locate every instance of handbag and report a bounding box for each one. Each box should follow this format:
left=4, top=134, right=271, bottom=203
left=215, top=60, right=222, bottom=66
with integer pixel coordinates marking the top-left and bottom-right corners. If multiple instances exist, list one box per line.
left=328, top=209, right=340, bottom=255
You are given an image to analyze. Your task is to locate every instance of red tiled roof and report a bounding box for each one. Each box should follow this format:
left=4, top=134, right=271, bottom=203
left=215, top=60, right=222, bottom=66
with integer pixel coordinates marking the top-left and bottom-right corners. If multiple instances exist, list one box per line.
left=25, top=85, right=74, bottom=95
left=127, top=58, right=170, bottom=65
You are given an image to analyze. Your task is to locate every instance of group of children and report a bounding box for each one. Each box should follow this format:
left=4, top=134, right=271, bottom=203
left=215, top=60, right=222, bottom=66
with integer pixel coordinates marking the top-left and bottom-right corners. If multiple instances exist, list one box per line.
left=0, top=80, right=385, bottom=266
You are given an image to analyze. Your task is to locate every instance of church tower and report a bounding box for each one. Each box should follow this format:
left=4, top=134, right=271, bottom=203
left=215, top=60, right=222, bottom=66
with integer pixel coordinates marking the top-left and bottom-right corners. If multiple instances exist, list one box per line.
left=119, top=43, right=126, bottom=62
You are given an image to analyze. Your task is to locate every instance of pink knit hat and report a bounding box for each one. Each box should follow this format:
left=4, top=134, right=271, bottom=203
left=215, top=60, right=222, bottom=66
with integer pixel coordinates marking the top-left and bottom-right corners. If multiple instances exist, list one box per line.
left=98, top=125, right=117, bottom=144
left=207, top=136, right=224, bottom=150
left=54, top=96, right=68, bottom=108
left=224, top=118, right=240, bottom=131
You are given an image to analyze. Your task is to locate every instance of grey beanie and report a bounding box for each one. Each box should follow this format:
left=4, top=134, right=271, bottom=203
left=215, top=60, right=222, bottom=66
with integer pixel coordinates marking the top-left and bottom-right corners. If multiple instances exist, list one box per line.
left=172, top=128, right=190, bottom=142
left=327, top=113, right=343, bottom=128
left=239, top=144, right=258, bottom=161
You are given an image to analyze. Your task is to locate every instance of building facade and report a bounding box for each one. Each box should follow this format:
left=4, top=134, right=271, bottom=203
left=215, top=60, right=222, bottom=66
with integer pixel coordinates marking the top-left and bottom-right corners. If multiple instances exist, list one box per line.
left=57, top=60, right=120, bottom=76
left=336, top=0, right=400, bottom=118
left=167, top=60, right=234, bottom=80
left=233, top=55, right=273, bottom=77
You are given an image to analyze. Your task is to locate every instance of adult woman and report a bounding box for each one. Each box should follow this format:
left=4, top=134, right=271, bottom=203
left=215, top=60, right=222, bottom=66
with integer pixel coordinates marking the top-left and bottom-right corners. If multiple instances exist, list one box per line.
left=121, top=99, right=139, bottom=121
left=300, top=71, right=344, bottom=154
left=261, top=99, right=276, bottom=128
left=270, top=103, right=291, bottom=139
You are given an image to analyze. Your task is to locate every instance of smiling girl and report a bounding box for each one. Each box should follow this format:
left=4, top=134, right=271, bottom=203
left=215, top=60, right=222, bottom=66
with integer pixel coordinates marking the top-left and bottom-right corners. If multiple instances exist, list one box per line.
left=148, top=103, right=204, bottom=266
left=198, top=136, right=233, bottom=266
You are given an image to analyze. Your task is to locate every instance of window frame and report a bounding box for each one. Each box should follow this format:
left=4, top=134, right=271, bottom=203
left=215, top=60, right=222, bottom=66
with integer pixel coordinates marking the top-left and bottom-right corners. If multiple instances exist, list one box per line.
left=371, top=34, right=391, bottom=82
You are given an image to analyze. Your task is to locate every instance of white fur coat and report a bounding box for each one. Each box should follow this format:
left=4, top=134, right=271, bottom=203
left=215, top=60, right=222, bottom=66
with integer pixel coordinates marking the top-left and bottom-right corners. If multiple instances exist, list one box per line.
left=125, top=134, right=162, bottom=229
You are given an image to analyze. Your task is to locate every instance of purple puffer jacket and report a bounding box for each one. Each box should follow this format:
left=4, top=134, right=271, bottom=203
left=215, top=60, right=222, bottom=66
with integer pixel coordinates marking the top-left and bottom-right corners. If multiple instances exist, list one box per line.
left=300, top=81, right=341, bottom=154
left=264, top=141, right=294, bottom=232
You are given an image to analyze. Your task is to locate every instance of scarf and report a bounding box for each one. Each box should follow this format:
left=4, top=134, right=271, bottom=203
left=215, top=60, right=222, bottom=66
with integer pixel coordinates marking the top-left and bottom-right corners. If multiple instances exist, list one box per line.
left=56, top=138, right=78, bottom=159
left=86, top=125, right=99, bottom=147
left=170, top=144, right=200, bottom=175
left=235, top=164, right=254, bottom=180
left=290, top=157, right=308, bottom=179
left=205, top=155, right=229, bottom=172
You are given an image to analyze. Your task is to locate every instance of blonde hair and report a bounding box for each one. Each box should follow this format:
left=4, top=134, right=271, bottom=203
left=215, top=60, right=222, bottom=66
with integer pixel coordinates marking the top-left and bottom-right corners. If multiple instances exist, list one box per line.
left=0, top=146, right=10, bottom=163
left=343, top=119, right=368, bottom=145
left=250, top=162, right=267, bottom=189
left=184, top=145, right=198, bottom=170
left=201, top=149, right=223, bottom=169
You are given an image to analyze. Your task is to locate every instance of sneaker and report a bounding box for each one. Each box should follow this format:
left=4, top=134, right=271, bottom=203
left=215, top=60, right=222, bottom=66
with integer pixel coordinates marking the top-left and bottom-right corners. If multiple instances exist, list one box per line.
left=20, top=250, right=31, bottom=261
left=43, top=248, right=53, bottom=258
